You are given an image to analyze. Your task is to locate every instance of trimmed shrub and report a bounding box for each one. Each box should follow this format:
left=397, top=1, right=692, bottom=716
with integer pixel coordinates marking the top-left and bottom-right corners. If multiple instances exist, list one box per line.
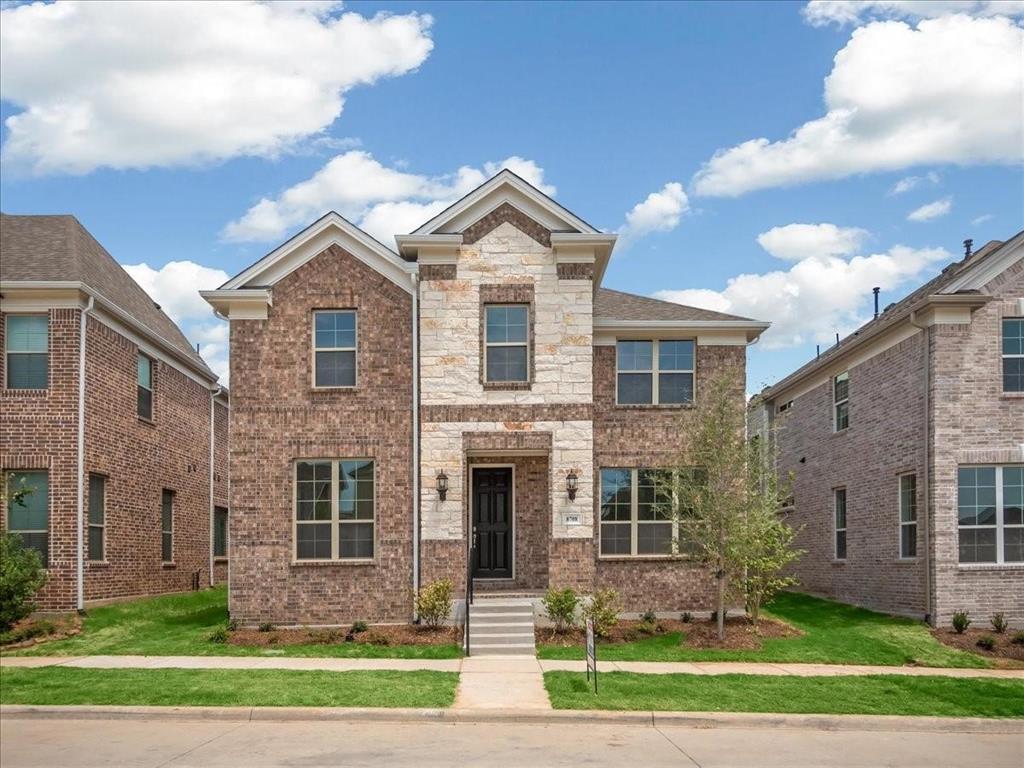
left=541, top=587, right=578, bottom=633
left=208, top=626, right=229, bottom=644
left=976, top=635, right=996, bottom=651
left=681, top=612, right=693, bottom=624
left=990, top=612, right=1008, bottom=634
left=415, top=578, right=453, bottom=629
left=1011, top=631, right=1024, bottom=646
left=365, top=630, right=390, bottom=646
left=351, top=620, right=369, bottom=634
left=0, top=532, right=47, bottom=632
left=582, top=589, right=620, bottom=638
left=258, top=621, right=275, bottom=633
left=951, top=610, right=971, bottom=634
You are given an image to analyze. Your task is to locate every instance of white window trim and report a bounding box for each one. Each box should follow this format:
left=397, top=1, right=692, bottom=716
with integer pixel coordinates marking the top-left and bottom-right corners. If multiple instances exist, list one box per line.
left=88, top=473, right=106, bottom=562
left=833, top=372, right=849, bottom=432
left=599, top=467, right=681, bottom=559
left=138, top=353, right=154, bottom=421
left=4, top=312, right=49, bottom=390
left=312, top=310, right=358, bottom=390
left=898, top=473, right=917, bottom=560
left=958, top=465, right=1024, bottom=566
left=483, top=304, right=530, bottom=384
left=1003, top=317, right=1023, bottom=393
left=615, top=339, right=696, bottom=406
left=834, top=488, right=847, bottom=561
left=161, top=489, right=174, bottom=564
left=293, top=458, right=376, bottom=563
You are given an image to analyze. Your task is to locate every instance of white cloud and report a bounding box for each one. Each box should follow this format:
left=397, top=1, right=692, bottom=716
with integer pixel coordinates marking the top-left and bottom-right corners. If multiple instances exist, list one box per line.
left=654, top=241, right=950, bottom=348
left=971, top=213, right=995, bottom=225
left=222, top=151, right=555, bottom=245
left=0, top=1, right=433, bottom=174
left=888, top=171, right=940, bottom=195
left=907, top=196, right=953, bottom=221
left=803, top=1, right=1024, bottom=27
left=756, top=223, right=868, bottom=261
left=123, top=260, right=230, bottom=382
left=618, top=182, right=689, bottom=246
left=692, top=15, right=1023, bottom=197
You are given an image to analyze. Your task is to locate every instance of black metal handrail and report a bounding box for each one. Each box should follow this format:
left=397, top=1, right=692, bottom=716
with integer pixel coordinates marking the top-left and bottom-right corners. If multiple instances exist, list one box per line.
left=465, top=543, right=476, bottom=655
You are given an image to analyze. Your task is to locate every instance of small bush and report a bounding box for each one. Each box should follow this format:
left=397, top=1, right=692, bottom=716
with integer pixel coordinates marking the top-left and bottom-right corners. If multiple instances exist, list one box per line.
left=351, top=619, right=369, bottom=634
left=582, top=589, right=620, bottom=638
left=541, top=587, right=579, bottom=632
left=0, top=532, right=47, bottom=632
left=415, top=578, right=453, bottom=629
left=1011, top=631, right=1024, bottom=646
left=226, top=617, right=238, bottom=632
left=365, top=630, right=390, bottom=646
left=640, top=609, right=657, bottom=624
left=681, top=611, right=693, bottom=624
left=951, top=610, right=971, bottom=634
left=310, top=629, right=341, bottom=644
left=208, top=626, right=229, bottom=644
left=976, top=635, right=996, bottom=651
left=258, top=621, right=275, bottom=633
left=267, top=634, right=279, bottom=645
left=990, top=612, right=1008, bottom=634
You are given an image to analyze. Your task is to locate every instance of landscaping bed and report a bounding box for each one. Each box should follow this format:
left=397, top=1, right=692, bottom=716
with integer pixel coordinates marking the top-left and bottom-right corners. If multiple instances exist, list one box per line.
left=0, top=614, right=81, bottom=650
left=229, top=624, right=461, bottom=649
left=932, top=628, right=1024, bottom=668
left=537, top=615, right=800, bottom=651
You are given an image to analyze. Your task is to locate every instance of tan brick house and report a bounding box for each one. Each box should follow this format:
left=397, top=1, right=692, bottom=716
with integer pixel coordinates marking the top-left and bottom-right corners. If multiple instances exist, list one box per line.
left=1, top=214, right=229, bottom=611
left=203, top=171, right=767, bottom=629
left=751, top=232, right=1024, bottom=627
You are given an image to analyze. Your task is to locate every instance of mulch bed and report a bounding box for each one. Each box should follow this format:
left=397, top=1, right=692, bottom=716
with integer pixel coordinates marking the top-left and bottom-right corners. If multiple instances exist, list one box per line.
left=228, top=623, right=462, bottom=648
left=932, top=628, right=1024, bottom=668
left=0, top=614, right=81, bottom=650
left=536, top=615, right=801, bottom=650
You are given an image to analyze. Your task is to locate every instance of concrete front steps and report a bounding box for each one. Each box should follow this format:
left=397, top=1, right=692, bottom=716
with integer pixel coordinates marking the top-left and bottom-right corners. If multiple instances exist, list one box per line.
left=467, top=597, right=536, bottom=656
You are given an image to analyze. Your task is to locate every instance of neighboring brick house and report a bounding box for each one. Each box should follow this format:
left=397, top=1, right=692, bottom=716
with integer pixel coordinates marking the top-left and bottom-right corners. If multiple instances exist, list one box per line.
left=1, top=214, right=229, bottom=611
left=203, top=170, right=767, bottom=626
left=751, top=232, right=1024, bottom=627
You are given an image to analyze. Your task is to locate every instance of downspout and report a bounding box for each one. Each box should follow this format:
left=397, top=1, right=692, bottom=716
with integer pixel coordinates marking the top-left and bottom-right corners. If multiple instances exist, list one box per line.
left=76, top=294, right=95, bottom=613
left=909, top=311, right=932, bottom=624
left=411, top=272, right=420, bottom=621
left=209, top=386, right=222, bottom=587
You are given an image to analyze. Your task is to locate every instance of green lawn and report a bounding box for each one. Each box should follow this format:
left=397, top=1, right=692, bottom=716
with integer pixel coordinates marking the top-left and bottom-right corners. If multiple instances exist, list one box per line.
left=0, top=667, right=458, bottom=708
left=537, top=592, right=986, bottom=668
left=544, top=671, right=1024, bottom=718
left=4, top=587, right=461, bottom=659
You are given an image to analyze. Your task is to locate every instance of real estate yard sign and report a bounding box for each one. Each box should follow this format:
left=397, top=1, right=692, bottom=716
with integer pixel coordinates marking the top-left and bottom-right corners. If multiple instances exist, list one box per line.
left=585, top=617, right=597, bottom=693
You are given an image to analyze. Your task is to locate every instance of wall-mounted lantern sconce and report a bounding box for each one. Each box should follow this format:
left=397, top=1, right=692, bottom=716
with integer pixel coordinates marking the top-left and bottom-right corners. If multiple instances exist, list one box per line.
left=436, top=470, right=449, bottom=502
left=566, top=470, right=579, bottom=501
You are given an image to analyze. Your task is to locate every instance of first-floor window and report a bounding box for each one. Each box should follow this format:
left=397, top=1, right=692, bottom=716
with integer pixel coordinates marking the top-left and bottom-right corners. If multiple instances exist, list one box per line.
left=899, top=474, right=917, bottom=559
left=600, top=468, right=681, bottom=556
left=161, top=490, right=174, bottom=562
left=958, top=466, right=1023, bottom=564
left=213, top=506, right=228, bottom=558
left=834, top=488, right=847, bottom=560
left=295, top=459, right=375, bottom=560
left=5, top=470, right=48, bottom=564
left=88, top=474, right=106, bottom=561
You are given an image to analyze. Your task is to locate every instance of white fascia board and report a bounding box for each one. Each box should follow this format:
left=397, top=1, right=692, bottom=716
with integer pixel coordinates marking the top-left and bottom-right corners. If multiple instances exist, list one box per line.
left=0, top=281, right=88, bottom=310
left=395, top=234, right=462, bottom=261
left=221, top=213, right=415, bottom=294
left=941, top=232, right=1024, bottom=293
left=593, top=319, right=770, bottom=344
left=412, top=170, right=598, bottom=235
left=200, top=288, right=272, bottom=320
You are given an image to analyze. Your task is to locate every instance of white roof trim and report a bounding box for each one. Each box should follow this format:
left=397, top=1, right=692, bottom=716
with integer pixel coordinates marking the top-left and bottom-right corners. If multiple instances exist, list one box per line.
left=941, top=230, right=1024, bottom=294
left=412, top=170, right=599, bottom=236
left=221, top=212, right=416, bottom=294
left=594, top=318, right=769, bottom=343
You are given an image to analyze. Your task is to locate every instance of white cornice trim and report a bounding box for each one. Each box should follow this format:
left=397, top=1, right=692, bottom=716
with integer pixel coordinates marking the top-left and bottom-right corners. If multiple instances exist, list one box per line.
left=593, top=318, right=769, bottom=344
left=200, top=288, right=272, bottom=320
left=221, top=212, right=415, bottom=294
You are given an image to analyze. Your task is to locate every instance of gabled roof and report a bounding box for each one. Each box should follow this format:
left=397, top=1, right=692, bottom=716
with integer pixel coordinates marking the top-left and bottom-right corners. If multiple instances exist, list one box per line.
left=411, top=169, right=600, bottom=237
left=594, top=288, right=758, bottom=323
left=761, top=230, right=1023, bottom=401
left=0, top=213, right=215, bottom=379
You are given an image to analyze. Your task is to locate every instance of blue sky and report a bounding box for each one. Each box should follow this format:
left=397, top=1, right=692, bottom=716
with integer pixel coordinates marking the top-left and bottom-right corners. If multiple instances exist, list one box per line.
left=1, top=1, right=1021, bottom=388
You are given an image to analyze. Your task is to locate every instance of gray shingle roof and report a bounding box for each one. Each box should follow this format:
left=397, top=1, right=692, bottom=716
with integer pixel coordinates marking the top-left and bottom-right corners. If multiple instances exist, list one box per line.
left=1, top=213, right=215, bottom=380
left=594, top=287, right=757, bottom=323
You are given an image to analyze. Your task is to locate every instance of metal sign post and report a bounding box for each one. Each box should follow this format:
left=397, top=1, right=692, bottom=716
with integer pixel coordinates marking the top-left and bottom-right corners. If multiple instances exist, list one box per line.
left=585, top=618, right=597, bottom=693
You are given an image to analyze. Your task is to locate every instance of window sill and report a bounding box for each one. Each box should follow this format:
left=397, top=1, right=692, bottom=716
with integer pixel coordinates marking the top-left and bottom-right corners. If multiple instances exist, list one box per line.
left=161, top=562, right=176, bottom=569
left=614, top=403, right=695, bottom=410
left=214, top=556, right=228, bottom=563
left=832, top=559, right=847, bottom=565
left=895, top=557, right=919, bottom=564
left=310, top=386, right=358, bottom=392
left=598, top=554, right=690, bottom=562
left=831, top=428, right=850, bottom=436
left=1000, top=391, right=1024, bottom=399
left=138, top=416, right=155, bottom=427
left=87, top=560, right=110, bottom=567
left=290, top=559, right=376, bottom=567
left=957, top=563, right=1024, bottom=571
left=483, top=381, right=532, bottom=391
left=3, top=388, right=49, bottom=396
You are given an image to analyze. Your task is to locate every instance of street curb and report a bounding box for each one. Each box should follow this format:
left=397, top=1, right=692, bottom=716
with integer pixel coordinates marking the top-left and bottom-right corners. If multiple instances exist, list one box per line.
left=2, top=705, right=1021, bottom=733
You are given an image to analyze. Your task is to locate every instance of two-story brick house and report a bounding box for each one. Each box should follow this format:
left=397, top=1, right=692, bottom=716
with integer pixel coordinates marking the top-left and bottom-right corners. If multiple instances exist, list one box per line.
left=751, top=232, right=1024, bottom=627
left=203, top=170, right=767, bottom=629
left=1, top=214, right=229, bottom=611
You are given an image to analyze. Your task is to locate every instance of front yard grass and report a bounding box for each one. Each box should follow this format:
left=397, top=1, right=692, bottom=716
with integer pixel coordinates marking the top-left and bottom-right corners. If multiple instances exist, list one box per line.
left=537, top=592, right=986, bottom=668
left=0, top=667, right=458, bottom=708
left=3, top=587, right=461, bottom=659
left=543, top=671, right=1024, bottom=718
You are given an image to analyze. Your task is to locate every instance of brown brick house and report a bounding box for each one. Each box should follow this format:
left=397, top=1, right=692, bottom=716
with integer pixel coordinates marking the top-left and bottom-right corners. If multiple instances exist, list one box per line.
left=1, top=214, right=229, bottom=611
left=751, top=232, right=1024, bottom=627
left=203, top=170, right=768, bottom=628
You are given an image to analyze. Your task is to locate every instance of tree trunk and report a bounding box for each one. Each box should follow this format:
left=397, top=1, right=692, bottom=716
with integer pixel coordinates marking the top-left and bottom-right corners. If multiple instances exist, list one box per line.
left=716, top=572, right=726, bottom=641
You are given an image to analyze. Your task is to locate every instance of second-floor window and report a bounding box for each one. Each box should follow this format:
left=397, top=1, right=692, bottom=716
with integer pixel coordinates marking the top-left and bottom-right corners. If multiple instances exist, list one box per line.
left=616, top=339, right=694, bottom=405
left=5, top=314, right=48, bottom=390
left=484, top=304, right=529, bottom=383
left=1003, top=318, right=1023, bottom=393
left=833, top=372, right=850, bottom=431
left=313, top=310, right=356, bottom=388
left=137, top=354, right=154, bottom=420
